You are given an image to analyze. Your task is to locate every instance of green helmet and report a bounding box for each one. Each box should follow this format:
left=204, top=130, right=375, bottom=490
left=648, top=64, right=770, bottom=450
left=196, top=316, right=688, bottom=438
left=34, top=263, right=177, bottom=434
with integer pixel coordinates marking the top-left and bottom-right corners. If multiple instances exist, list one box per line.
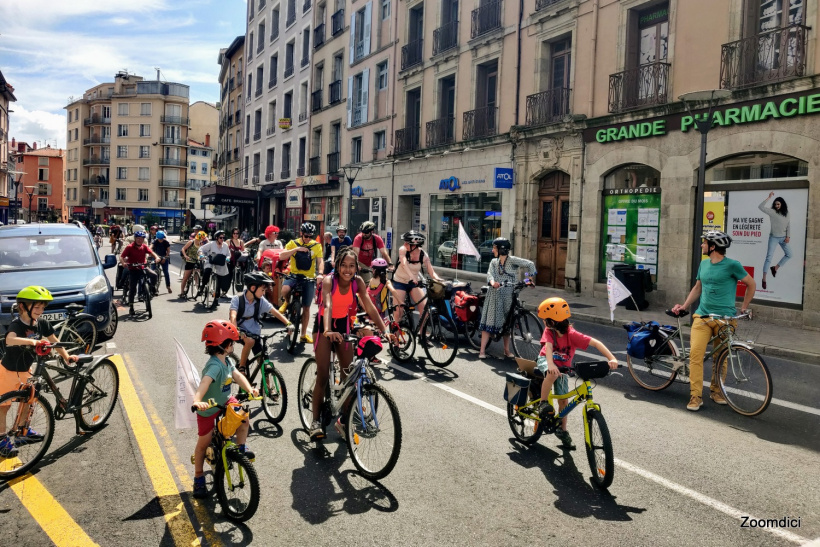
left=17, top=286, right=54, bottom=302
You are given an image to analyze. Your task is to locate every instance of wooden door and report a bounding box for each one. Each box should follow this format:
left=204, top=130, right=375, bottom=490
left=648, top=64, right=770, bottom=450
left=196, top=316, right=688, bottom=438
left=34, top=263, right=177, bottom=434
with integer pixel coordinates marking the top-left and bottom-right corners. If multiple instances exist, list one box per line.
left=536, top=172, right=570, bottom=287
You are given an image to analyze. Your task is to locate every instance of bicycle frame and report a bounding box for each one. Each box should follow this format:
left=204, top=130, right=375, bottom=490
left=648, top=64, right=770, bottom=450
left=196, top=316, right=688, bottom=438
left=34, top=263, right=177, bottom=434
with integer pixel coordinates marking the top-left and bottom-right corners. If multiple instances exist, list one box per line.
left=654, top=315, right=739, bottom=371
left=514, top=378, right=600, bottom=441
left=392, top=287, right=433, bottom=336
left=487, top=283, right=528, bottom=341
left=328, top=353, right=378, bottom=431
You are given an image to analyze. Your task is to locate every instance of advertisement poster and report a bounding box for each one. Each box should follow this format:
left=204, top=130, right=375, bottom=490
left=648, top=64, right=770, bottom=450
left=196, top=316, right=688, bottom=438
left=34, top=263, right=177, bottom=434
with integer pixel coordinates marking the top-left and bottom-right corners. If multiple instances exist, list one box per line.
left=702, top=194, right=726, bottom=259
left=726, top=189, right=807, bottom=306
left=600, top=189, right=662, bottom=281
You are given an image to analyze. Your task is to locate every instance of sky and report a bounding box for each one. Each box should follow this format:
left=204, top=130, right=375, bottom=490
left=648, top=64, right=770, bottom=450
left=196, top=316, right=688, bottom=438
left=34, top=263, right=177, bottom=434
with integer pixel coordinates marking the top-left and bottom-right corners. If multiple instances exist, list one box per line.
left=0, top=0, right=247, bottom=149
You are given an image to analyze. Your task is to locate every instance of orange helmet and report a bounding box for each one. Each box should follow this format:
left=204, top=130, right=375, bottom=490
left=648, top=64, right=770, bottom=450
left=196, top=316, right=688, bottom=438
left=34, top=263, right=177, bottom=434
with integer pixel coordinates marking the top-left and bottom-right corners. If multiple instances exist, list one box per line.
left=201, top=320, right=240, bottom=347
left=538, top=297, right=571, bottom=322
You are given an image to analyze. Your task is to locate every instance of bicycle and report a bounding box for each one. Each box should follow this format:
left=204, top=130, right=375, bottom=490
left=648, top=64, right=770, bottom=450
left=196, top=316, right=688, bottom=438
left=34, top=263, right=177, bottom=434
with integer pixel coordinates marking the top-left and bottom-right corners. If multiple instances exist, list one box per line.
left=181, top=259, right=205, bottom=300
left=297, top=332, right=402, bottom=480
left=228, top=328, right=291, bottom=423
left=0, top=341, right=120, bottom=479
left=0, top=303, right=98, bottom=361
left=125, top=263, right=153, bottom=319
left=93, top=234, right=102, bottom=250
left=462, top=280, right=543, bottom=361
left=189, top=393, right=262, bottom=522
left=231, top=250, right=252, bottom=295
left=505, top=358, right=619, bottom=489
left=624, top=309, right=772, bottom=417
left=279, top=273, right=316, bottom=354
left=386, top=280, right=459, bottom=367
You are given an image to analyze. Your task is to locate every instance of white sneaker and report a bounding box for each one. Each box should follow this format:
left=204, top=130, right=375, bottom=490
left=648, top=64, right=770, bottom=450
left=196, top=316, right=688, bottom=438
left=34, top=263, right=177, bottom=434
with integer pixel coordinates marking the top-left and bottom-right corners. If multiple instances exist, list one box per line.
left=309, top=421, right=325, bottom=440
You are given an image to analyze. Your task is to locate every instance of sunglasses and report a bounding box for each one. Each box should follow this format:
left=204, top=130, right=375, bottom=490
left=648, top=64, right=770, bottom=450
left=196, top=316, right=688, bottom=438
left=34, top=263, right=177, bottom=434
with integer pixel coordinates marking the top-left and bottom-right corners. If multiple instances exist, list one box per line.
left=217, top=236, right=225, bottom=240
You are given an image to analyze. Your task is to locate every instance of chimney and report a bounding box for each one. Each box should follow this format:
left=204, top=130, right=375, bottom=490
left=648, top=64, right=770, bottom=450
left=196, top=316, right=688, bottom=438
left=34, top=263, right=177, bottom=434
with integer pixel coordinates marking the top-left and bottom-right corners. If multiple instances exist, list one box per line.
left=205, top=133, right=210, bottom=147
left=11, top=137, right=15, bottom=148
left=33, top=142, right=37, bottom=150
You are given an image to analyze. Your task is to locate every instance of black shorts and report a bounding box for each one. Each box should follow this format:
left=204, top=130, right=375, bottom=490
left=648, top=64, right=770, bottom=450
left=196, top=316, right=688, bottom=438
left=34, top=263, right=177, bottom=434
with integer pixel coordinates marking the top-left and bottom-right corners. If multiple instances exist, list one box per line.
left=318, top=317, right=349, bottom=335
left=184, top=261, right=196, bottom=271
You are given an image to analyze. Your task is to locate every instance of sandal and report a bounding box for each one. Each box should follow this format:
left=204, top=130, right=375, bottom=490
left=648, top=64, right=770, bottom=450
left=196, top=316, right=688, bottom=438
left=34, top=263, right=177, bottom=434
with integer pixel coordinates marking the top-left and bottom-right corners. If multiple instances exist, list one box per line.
left=478, top=353, right=487, bottom=359
left=504, top=352, right=515, bottom=358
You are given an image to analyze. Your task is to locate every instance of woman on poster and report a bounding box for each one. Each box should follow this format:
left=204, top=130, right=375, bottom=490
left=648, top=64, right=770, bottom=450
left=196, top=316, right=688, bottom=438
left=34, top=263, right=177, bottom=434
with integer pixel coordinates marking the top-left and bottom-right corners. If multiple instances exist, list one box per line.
left=759, top=191, right=792, bottom=290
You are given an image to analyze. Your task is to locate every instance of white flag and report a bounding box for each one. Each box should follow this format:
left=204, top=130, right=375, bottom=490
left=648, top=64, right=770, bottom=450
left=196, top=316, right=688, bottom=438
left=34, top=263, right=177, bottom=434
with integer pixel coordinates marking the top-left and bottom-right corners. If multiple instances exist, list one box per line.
left=456, top=221, right=480, bottom=258
left=607, top=271, right=632, bottom=321
left=175, top=338, right=202, bottom=430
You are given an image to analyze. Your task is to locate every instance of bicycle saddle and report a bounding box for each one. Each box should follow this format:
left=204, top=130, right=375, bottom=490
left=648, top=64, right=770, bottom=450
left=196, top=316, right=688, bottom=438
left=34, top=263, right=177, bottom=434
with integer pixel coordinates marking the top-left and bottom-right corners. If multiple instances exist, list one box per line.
left=666, top=309, right=689, bottom=318
left=75, top=355, right=94, bottom=365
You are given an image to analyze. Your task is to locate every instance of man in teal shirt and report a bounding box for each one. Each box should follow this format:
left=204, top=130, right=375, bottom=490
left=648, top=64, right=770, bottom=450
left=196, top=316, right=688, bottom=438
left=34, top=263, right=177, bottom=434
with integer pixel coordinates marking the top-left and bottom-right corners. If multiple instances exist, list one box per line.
left=672, top=231, right=756, bottom=411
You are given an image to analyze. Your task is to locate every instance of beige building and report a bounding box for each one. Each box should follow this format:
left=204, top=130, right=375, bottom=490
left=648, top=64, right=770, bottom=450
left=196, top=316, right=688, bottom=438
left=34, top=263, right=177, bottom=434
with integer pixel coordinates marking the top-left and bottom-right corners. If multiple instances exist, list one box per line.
left=65, top=72, right=190, bottom=231
left=217, top=37, right=245, bottom=189
left=187, top=101, right=218, bottom=215
left=1, top=69, right=17, bottom=224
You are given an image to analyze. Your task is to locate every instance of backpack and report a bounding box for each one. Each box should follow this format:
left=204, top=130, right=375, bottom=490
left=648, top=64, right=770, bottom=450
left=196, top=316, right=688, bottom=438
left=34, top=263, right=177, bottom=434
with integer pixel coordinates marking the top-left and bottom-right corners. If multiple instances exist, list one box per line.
left=624, top=321, right=669, bottom=359
left=294, top=242, right=317, bottom=271
left=236, top=294, right=261, bottom=328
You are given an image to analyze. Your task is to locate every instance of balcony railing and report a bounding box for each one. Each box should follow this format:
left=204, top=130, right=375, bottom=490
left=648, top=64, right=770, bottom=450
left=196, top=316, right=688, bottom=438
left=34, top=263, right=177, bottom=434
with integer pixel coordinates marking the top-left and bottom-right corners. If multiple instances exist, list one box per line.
left=255, top=85, right=263, bottom=97
left=83, top=157, right=111, bottom=166
left=270, top=25, right=279, bottom=42
left=269, top=75, right=277, bottom=89
left=286, top=8, right=296, bottom=26
left=296, top=166, right=306, bottom=176
left=159, top=179, right=185, bottom=188
left=426, top=117, right=455, bottom=147
left=159, top=158, right=186, bottom=167
left=233, top=147, right=239, bottom=158
left=83, top=136, right=110, bottom=145
left=525, top=87, right=571, bottom=126
left=394, top=126, right=420, bottom=154
left=433, top=21, right=458, bottom=56
left=401, top=39, right=424, bottom=71
left=463, top=106, right=498, bottom=140
left=265, top=172, right=275, bottom=181
left=254, top=131, right=262, bottom=141
left=298, top=111, right=308, bottom=122
left=158, top=200, right=181, bottom=208
left=83, top=116, right=111, bottom=126
left=227, top=114, right=234, bottom=126
left=257, top=40, right=265, bottom=54
left=354, top=41, right=366, bottom=61
left=309, top=156, right=321, bottom=175
left=331, top=9, right=345, bottom=35
left=535, top=0, right=562, bottom=11
left=312, top=89, right=323, bottom=112
left=314, top=23, right=325, bottom=48
left=608, top=61, right=670, bottom=113
left=720, top=24, right=809, bottom=90
left=327, top=151, right=340, bottom=174
left=352, top=105, right=364, bottom=127
left=82, top=177, right=109, bottom=186
left=235, top=110, right=241, bottom=123
left=281, top=167, right=291, bottom=179
left=161, top=115, right=190, bottom=125
left=329, top=80, right=342, bottom=104
left=267, top=127, right=276, bottom=136
left=303, top=0, right=311, bottom=12
left=471, top=0, right=502, bottom=39
left=284, top=63, right=294, bottom=78
left=160, top=137, right=186, bottom=145
left=301, top=54, right=310, bottom=68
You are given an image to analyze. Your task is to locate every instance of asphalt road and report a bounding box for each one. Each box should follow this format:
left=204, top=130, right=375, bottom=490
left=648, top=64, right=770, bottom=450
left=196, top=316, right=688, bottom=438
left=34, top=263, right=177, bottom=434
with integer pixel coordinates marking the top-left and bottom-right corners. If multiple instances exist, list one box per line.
left=2, top=244, right=818, bottom=546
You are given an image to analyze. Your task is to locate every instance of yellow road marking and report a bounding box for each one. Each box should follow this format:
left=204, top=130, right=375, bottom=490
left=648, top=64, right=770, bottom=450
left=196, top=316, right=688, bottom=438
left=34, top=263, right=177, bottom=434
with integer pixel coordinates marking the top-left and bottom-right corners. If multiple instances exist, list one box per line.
left=112, top=355, right=201, bottom=546
left=7, top=468, right=100, bottom=547
left=122, top=354, right=222, bottom=547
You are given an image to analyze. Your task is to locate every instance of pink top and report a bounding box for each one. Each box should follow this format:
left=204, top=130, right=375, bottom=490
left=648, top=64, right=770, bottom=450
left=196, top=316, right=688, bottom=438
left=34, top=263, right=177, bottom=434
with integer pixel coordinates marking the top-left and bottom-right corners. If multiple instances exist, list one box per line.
left=540, top=327, right=592, bottom=364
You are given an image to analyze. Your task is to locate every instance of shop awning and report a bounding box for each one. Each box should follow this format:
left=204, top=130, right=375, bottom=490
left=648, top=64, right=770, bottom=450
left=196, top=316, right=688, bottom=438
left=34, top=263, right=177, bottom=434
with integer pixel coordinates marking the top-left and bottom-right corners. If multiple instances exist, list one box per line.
left=212, top=212, right=237, bottom=221
left=189, top=209, right=215, bottom=220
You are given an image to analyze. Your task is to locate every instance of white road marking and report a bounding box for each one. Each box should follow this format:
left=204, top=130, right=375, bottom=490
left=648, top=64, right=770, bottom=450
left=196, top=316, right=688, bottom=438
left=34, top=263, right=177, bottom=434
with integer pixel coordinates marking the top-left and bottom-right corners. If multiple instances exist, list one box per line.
left=106, top=342, right=117, bottom=350
left=387, top=361, right=810, bottom=545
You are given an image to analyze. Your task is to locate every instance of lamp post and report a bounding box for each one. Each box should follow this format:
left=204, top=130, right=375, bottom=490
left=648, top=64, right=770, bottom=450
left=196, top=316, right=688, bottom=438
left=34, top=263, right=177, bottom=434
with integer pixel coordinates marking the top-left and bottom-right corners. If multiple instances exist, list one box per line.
left=340, top=164, right=361, bottom=230
left=23, top=185, right=37, bottom=224
left=179, top=199, right=185, bottom=237
left=9, top=170, right=24, bottom=224
left=678, top=89, right=731, bottom=286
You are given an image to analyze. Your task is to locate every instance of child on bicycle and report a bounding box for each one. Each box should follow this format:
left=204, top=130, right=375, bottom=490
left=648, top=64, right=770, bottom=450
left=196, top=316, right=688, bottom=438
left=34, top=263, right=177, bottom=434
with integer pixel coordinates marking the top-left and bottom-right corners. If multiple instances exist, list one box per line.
left=191, top=320, right=258, bottom=498
left=367, top=258, right=399, bottom=319
left=1, top=287, right=78, bottom=457
left=536, top=297, right=618, bottom=450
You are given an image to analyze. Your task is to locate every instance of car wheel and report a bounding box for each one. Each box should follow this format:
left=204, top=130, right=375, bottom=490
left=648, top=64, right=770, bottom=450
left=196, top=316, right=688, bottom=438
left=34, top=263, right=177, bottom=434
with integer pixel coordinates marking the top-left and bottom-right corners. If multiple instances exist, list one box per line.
left=99, top=301, right=118, bottom=341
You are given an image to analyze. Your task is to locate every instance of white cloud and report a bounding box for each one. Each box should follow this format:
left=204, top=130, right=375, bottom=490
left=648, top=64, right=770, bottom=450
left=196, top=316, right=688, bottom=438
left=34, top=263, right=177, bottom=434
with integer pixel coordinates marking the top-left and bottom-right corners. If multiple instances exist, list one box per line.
left=9, top=105, right=66, bottom=149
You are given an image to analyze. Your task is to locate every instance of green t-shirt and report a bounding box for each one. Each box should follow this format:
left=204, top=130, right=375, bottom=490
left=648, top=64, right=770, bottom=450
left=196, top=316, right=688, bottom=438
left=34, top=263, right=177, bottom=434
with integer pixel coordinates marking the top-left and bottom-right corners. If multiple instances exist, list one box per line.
left=695, top=257, right=748, bottom=317
left=196, top=355, right=235, bottom=418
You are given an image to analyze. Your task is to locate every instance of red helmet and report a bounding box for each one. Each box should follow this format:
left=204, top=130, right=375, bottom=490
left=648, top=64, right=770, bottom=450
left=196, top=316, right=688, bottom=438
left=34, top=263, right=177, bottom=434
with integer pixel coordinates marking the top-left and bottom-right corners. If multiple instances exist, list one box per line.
left=201, top=320, right=240, bottom=347
left=264, top=225, right=280, bottom=238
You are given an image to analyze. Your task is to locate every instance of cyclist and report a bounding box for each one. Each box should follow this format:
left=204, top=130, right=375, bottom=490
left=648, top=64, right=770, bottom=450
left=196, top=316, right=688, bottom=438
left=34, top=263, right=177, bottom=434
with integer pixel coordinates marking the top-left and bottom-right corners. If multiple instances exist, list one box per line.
left=192, top=320, right=258, bottom=499
left=478, top=237, right=536, bottom=359
left=151, top=230, right=173, bottom=294
left=250, top=225, right=283, bottom=261
left=229, top=272, right=292, bottom=374
left=351, top=221, right=393, bottom=281
left=278, top=222, right=323, bottom=343
left=330, top=225, right=352, bottom=264
left=367, top=258, right=398, bottom=319
left=391, top=231, right=444, bottom=324
left=148, top=225, right=158, bottom=244
left=228, top=227, right=247, bottom=282
left=1, top=286, right=79, bottom=456
left=109, top=224, right=123, bottom=254
left=120, top=230, right=161, bottom=315
left=536, top=297, right=619, bottom=450
left=199, top=230, right=232, bottom=311
left=179, top=231, right=207, bottom=299
left=671, top=231, right=756, bottom=411
left=190, top=224, right=204, bottom=240
left=311, top=247, right=392, bottom=440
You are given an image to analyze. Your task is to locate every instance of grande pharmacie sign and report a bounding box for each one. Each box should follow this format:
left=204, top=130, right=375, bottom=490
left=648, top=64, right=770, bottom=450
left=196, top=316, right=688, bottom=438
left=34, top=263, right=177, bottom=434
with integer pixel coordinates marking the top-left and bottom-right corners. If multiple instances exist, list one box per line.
left=583, top=88, right=820, bottom=144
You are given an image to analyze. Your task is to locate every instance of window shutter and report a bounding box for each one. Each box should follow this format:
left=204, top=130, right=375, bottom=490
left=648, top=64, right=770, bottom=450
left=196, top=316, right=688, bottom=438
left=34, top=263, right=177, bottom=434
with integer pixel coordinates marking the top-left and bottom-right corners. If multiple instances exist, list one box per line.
left=361, top=69, right=369, bottom=123
left=349, top=12, right=357, bottom=64
left=347, top=76, right=354, bottom=127
left=363, top=2, right=372, bottom=56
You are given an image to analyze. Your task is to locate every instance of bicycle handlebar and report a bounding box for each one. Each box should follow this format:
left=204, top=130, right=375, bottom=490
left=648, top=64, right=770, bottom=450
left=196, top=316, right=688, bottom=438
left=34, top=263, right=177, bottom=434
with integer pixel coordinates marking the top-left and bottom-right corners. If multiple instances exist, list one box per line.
left=238, top=327, right=291, bottom=341
left=665, top=309, right=751, bottom=321
left=190, top=393, right=263, bottom=413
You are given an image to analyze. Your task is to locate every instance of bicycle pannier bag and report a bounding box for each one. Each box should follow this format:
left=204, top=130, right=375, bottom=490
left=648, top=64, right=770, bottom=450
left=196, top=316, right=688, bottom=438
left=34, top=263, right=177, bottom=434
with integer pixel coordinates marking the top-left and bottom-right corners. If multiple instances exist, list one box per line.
left=209, top=252, right=228, bottom=267
left=428, top=280, right=447, bottom=301
left=625, top=321, right=666, bottom=360
left=575, top=361, right=611, bottom=381
left=218, top=403, right=248, bottom=437
left=504, top=372, right=531, bottom=406
left=454, top=291, right=480, bottom=322
left=294, top=242, right=316, bottom=271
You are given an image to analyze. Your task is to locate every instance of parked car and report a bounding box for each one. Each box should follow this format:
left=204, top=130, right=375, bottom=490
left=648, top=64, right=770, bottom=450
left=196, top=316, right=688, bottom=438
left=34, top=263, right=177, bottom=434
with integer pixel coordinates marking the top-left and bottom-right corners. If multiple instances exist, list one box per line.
left=478, top=240, right=496, bottom=262
left=0, top=222, right=119, bottom=340
left=437, top=240, right=457, bottom=262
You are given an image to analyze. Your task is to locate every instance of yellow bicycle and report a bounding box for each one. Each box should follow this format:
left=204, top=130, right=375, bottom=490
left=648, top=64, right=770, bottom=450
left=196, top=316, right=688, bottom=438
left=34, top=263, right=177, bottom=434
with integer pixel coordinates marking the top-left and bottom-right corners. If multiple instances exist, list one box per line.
left=505, top=358, right=618, bottom=489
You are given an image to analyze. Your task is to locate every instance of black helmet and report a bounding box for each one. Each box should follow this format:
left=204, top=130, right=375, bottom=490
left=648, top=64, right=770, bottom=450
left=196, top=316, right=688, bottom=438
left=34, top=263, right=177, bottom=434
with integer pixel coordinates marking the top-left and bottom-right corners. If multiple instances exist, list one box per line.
left=244, top=272, right=273, bottom=288
left=703, top=230, right=732, bottom=249
left=360, top=221, right=376, bottom=234
left=493, top=237, right=512, bottom=256
left=300, top=222, right=316, bottom=235
left=402, top=230, right=425, bottom=245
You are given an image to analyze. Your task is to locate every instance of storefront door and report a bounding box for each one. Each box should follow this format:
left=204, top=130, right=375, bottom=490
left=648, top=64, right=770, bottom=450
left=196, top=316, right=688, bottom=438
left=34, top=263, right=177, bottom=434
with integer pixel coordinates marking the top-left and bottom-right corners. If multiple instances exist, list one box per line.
left=536, top=172, right=569, bottom=287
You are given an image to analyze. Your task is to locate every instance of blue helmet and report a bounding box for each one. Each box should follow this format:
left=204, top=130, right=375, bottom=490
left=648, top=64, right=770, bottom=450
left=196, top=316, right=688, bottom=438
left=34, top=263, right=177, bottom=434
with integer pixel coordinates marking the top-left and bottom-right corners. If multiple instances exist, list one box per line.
left=134, top=230, right=148, bottom=238
left=156, top=230, right=166, bottom=239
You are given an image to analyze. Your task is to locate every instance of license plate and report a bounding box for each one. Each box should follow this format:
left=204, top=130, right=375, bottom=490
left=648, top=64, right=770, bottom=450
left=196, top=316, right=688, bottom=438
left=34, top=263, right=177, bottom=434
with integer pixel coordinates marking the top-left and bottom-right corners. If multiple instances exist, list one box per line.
left=41, top=312, right=67, bottom=322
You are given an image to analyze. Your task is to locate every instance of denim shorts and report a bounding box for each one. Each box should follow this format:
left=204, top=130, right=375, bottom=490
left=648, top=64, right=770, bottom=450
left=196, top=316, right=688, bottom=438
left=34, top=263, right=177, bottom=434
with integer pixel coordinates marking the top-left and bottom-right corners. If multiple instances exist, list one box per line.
left=284, top=277, right=316, bottom=306
left=535, top=358, right=570, bottom=395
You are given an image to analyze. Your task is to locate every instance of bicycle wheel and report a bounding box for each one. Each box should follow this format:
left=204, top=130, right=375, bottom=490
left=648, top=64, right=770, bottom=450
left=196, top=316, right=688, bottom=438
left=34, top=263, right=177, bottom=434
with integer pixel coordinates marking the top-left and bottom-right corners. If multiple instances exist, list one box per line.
left=233, top=266, right=243, bottom=294
left=77, top=358, right=120, bottom=431
left=214, top=449, right=260, bottom=522
left=286, top=301, right=302, bottom=354
left=465, top=318, right=481, bottom=350
left=715, top=345, right=772, bottom=417
left=143, top=279, right=153, bottom=319
left=261, top=365, right=287, bottom=423
left=511, top=311, right=543, bottom=361
left=388, top=321, right=416, bottom=363
left=345, top=383, right=402, bottom=480
left=0, top=390, right=55, bottom=479
left=626, top=339, right=679, bottom=391
left=202, top=275, right=216, bottom=308
left=59, top=318, right=97, bottom=355
left=421, top=313, right=458, bottom=367
left=507, top=396, right=544, bottom=445
left=296, top=358, right=318, bottom=432
left=584, top=409, right=614, bottom=489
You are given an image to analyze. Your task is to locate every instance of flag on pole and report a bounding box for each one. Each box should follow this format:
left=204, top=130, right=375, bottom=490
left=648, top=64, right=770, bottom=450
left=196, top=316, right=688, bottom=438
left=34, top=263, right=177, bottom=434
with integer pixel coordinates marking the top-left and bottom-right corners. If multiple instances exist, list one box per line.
left=456, top=221, right=480, bottom=258
left=175, top=338, right=201, bottom=430
left=607, top=271, right=632, bottom=321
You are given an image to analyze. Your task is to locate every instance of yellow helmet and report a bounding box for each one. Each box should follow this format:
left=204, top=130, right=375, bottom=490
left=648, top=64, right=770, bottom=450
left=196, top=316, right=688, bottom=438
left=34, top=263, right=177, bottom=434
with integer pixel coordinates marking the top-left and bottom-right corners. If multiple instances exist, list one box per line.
left=537, top=297, right=571, bottom=322
left=195, top=231, right=208, bottom=241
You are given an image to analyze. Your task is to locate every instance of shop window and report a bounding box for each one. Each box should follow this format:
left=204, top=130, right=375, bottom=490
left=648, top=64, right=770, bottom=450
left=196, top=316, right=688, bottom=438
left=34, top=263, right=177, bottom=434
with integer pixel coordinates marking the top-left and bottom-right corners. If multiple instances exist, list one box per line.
left=429, top=192, right=503, bottom=272
left=604, top=163, right=660, bottom=189
left=707, top=153, right=807, bottom=183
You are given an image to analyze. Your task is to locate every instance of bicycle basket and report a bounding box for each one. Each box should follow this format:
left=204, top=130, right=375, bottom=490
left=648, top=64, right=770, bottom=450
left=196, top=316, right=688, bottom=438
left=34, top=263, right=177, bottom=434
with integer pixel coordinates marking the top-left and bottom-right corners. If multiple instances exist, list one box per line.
left=575, top=361, right=610, bottom=381
left=504, top=372, right=531, bottom=406
left=217, top=403, right=248, bottom=437
left=428, top=280, right=449, bottom=301
left=730, top=319, right=762, bottom=345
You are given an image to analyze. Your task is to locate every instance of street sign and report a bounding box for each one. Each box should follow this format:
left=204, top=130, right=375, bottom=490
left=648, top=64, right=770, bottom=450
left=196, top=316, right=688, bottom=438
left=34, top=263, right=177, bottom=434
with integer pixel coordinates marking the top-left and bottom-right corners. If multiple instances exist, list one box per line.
left=385, top=226, right=393, bottom=249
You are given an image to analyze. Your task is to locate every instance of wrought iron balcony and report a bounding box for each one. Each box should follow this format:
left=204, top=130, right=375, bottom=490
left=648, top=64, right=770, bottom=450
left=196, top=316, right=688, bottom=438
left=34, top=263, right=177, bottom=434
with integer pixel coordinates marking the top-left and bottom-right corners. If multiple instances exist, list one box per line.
left=535, top=0, right=563, bottom=11
left=227, top=114, right=234, bottom=126
left=354, top=41, right=366, bottom=62
left=426, top=117, right=455, bottom=147
left=608, top=61, right=670, bottom=113
left=286, top=7, right=296, bottom=26
left=525, top=87, right=571, bottom=126
left=255, top=85, right=263, bottom=97
left=394, top=126, right=420, bottom=154
left=281, top=167, right=291, bottom=179
left=463, top=106, right=498, bottom=140
left=257, top=40, right=265, bottom=54
left=233, top=147, right=239, bottom=158
left=331, top=9, right=345, bottom=35
left=83, top=116, right=111, bottom=126
left=159, top=179, right=185, bottom=188
left=161, top=115, right=190, bottom=125
left=401, top=39, right=424, bottom=71
left=303, top=0, right=311, bottom=13
left=267, top=127, right=276, bottom=136
left=82, top=177, right=109, bottom=186
left=254, top=131, right=262, bottom=141
left=720, top=24, right=809, bottom=90
left=301, top=54, right=310, bottom=68
left=312, top=89, right=323, bottom=112
left=314, top=23, right=325, bottom=48
left=327, top=151, right=340, bottom=174
left=284, top=63, right=294, bottom=78
left=235, top=110, right=241, bottom=123
left=158, top=200, right=181, bottom=208
left=160, top=137, right=186, bottom=145
left=352, top=105, right=364, bottom=127
left=309, top=156, right=321, bottom=175
left=83, top=157, right=111, bottom=166
left=296, top=166, right=306, bottom=176
left=271, top=26, right=279, bottom=42
left=83, top=136, right=110, bottom=145
left=433, top=21, right=458, bottom=56
left=159, top=158, right=186, bottom=167
left=269, top=75, right=277, bottom=89
left=329, top=80, right=342, bottom=104
left=298, top=111, right=308, bottom=122
left=471, top=0, right=502, bottom=39
left=265, top=172, right=275, bottom=181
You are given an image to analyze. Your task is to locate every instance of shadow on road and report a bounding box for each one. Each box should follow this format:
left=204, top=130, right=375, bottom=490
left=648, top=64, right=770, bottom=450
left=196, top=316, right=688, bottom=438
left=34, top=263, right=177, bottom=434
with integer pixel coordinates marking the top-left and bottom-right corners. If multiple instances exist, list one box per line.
left=507, top=440, right=646, bottom=522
